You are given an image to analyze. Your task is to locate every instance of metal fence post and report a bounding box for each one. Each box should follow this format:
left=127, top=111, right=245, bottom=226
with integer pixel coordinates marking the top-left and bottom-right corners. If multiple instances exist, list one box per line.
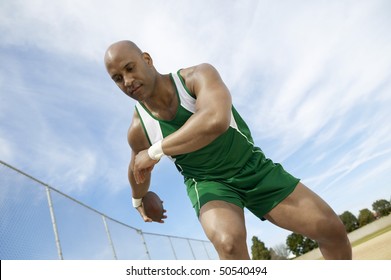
left=45, top=186, right=63, bottom=260
left=187, top=239, right=196, bottom=260
left=202, top=241, right=211, bottom=259
left=168, top=237, right=178, bottom=260
left=102, top=215, right=118, bottom=260
left=138, top=230, right=151, bottom=260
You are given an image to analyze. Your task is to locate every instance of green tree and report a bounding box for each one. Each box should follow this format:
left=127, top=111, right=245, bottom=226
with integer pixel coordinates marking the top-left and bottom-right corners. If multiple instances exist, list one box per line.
left=286, top=233, right=318, bottom=257
left=339, top=211, right=359, bottom=232
left=358, top=208, right=376, bottom=227
left=251, top=236, right=271, bottom=260
left=372, top=199, right=391, bottom=218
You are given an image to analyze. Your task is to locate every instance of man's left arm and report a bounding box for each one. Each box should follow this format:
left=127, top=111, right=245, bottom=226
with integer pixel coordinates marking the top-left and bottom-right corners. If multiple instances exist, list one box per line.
left=134, top=63, right=232, bottom=177
left=164, top=63, right=232, bottom=155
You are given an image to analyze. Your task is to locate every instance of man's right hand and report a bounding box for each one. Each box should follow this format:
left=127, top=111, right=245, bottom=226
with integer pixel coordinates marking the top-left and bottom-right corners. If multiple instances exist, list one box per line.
left=135, top=204, right=167, bottom=223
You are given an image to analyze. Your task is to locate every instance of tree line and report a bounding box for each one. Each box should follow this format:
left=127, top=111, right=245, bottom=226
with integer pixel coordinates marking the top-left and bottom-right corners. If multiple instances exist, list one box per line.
left=251, top=198, right=391, bottom=259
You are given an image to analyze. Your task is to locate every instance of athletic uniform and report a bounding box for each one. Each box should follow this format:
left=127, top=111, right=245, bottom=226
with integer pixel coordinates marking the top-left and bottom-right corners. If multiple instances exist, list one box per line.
left=135, top=70, right=300, bottom=219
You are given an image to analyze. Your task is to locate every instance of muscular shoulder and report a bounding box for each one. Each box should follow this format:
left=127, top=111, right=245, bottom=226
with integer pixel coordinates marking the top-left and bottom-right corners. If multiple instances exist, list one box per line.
left=179, top=63, right=223, bottom=95
left=180, top=63, right=217, bottom=78
left=127, top=110, right=150, bottom=153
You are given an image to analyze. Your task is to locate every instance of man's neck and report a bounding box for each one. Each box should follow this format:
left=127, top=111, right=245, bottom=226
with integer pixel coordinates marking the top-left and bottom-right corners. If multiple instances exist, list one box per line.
left=142, top=74, right=178, bottom=120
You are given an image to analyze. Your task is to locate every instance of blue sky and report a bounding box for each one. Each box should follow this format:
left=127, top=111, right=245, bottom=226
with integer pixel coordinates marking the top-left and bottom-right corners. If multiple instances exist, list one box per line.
left=1, top=0, right=391, bottom=251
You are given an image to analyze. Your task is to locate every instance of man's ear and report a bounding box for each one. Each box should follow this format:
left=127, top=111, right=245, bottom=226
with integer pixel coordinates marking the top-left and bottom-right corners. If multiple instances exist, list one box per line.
left=142, top=52, right=153, bottom=66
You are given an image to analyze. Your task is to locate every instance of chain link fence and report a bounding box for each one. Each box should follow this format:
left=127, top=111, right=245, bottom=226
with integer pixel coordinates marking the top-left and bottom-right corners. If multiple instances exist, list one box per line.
left=0, top=160, right=217, bottom=260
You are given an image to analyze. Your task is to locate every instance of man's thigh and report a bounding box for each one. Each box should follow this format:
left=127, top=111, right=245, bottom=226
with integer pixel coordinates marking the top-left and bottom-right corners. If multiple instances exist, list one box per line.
left=264, top=182, right=338, bottom=238
left=199, top=200, right=247, bottom=241
left=185, top=179, right=244, bottom=217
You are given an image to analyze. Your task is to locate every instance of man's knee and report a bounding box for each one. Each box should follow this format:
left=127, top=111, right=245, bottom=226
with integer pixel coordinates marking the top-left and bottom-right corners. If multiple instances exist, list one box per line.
left=318, top=216, right=352, bottom=259
left=199, top=200, right=249, bottom=259
left=211, top=232, right=247, bottom=257
left=314, top=213, right=349, bottom=244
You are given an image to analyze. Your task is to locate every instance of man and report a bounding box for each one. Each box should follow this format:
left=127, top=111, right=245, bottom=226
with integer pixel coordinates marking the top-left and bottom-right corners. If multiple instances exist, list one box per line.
left=104, top=40, right=352, bottom=260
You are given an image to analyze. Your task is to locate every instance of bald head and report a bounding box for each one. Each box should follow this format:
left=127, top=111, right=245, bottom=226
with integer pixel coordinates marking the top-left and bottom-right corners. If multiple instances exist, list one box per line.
left=104, top=40, right=142, bottom=66
left=104, top=40, right=158, bottom=99
left=104, top=40, right=155, bottom=80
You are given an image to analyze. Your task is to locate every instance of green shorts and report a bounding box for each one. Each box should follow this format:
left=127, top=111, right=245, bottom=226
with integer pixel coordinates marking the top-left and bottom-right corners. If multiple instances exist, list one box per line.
left=185, top=148, right=300, bottom=220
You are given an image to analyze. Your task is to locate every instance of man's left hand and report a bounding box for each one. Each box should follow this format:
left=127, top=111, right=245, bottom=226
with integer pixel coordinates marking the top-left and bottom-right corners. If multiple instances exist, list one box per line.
left=133, top=149, right=157, bottom=184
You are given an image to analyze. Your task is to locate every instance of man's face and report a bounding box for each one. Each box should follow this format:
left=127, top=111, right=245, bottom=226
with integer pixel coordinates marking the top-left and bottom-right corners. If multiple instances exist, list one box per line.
left=105, top=46, right=155, bottom=101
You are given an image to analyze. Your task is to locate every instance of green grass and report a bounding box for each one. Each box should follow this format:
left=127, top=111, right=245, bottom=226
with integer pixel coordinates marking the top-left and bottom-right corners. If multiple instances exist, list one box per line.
left=351, top=225, right=391, bottom=247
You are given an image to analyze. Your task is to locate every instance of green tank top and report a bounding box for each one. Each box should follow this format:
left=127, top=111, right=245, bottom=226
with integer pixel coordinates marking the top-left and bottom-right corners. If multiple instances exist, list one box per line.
left=135, top=70, right=255, bottom=180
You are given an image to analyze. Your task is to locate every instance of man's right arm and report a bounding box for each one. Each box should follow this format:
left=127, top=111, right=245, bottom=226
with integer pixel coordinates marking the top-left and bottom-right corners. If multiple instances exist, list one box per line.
left=128, top=151, right=151, bottom=200
left=127, top=111, right=158, bottom=222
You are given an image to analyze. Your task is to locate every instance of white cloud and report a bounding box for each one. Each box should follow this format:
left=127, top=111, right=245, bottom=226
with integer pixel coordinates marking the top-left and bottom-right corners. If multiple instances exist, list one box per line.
left=43, top=147, right=97, bottom=191
left=0, top=137, right=13, bottom=163
left=240, top=1, right=391, bottom=165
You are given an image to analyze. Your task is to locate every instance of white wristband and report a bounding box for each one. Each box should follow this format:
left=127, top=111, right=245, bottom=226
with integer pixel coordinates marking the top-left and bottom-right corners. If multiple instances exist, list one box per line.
left=132, top=197, right=142, bottom=208
left=148, top=140, right=165, bottom=161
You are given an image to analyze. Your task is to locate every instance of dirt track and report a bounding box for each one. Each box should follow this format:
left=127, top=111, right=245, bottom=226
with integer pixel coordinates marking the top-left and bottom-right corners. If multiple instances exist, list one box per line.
left=352, top=230, right=391, bottom=260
